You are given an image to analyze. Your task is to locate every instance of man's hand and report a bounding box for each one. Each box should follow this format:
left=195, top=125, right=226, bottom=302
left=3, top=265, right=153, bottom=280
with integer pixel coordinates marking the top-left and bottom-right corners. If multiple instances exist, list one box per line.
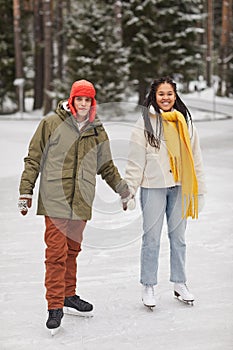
left=120, top=190, right=135, bottom=211
left=18, top=195, right=32, bottom=216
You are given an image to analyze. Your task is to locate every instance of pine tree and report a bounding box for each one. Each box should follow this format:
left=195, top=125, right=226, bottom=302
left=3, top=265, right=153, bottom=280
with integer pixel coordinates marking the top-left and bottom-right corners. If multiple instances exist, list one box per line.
left=155, top=0, right=204, bottom=90
left=122, top=0, right=204, bottom=101
left=65, top=0, right=129, bottom=105
left=122, top=0, right=159, bottom=105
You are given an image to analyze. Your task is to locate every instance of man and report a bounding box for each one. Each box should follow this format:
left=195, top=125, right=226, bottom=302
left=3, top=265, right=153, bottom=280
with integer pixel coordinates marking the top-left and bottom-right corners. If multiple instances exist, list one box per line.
left=18, top=79, right=130, bottom=332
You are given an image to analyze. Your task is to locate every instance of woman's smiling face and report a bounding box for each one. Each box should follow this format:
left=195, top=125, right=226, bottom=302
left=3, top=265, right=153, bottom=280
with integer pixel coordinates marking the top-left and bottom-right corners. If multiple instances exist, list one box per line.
left=155, top=82, right=176, bottom=112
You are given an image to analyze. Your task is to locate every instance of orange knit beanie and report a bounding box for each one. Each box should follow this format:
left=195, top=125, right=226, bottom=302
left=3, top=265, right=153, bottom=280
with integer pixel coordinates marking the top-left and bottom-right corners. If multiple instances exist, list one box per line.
left=68, top=79, right=97, bottom=122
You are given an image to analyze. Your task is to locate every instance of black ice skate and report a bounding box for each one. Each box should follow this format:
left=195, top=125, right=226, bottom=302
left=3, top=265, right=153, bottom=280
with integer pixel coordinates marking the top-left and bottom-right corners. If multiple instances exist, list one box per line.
left=46, top=308, right=64, bottom=336
left=64, top=295, right=93, bottom=317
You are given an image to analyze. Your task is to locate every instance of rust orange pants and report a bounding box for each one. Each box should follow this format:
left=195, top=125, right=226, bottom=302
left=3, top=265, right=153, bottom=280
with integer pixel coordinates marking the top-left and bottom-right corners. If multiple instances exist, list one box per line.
left=44, top=216, right=86, bottom=309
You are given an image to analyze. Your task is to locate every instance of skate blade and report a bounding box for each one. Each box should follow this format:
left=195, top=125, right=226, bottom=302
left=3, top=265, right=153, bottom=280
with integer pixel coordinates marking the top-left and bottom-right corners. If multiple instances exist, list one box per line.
left=174, top=292, right=194, bottom=306
left=143, top=302, right=156, bottom=311
left=50, top=326, right=61, bottom=336
left=145, top=305, right=155, bottom=311
left=63, top=306, right=94, bottom=317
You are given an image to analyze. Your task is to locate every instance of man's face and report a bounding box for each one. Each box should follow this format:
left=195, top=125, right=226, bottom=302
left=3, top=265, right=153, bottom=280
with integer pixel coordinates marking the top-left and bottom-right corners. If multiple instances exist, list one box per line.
left=73, top=96, right=92, bottom=120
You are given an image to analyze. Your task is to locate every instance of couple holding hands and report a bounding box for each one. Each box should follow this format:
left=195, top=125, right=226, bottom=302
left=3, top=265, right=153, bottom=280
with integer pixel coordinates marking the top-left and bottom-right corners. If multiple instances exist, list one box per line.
left=18, top=77, right=206, bottom=332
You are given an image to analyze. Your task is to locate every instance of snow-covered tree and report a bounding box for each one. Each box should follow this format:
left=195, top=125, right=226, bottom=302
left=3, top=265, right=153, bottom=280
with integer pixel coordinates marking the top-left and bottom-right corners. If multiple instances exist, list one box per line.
left=64, top=0, right=129, bottom=104
left=154, top=0, right=204, bottom=90
left=122, top=0, right=159, bottom=104
left=122, top=0, right=204, bottom=102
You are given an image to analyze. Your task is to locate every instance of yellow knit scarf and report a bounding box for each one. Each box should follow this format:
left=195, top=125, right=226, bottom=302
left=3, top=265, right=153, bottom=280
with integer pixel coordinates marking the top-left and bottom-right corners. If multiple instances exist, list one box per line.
left=161, top=110, right=198, bottom=219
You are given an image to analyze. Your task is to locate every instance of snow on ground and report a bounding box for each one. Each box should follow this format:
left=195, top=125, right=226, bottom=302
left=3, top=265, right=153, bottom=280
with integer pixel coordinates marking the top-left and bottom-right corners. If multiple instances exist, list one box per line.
left=0, top=98, right=233, bottom=349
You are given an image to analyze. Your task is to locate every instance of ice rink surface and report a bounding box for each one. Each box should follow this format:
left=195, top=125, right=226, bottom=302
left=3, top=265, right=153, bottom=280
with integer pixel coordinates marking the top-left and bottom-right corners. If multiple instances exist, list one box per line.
left=0, top=113, right=232, bottom=349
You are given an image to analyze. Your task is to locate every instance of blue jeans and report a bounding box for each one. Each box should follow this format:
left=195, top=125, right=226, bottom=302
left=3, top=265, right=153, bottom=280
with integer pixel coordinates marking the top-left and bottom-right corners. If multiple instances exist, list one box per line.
left=140, top=186, right=187, bottom=286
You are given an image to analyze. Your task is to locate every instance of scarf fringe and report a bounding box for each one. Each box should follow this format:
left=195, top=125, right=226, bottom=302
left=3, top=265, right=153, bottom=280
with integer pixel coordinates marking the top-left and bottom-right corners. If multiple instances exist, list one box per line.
left=162, top=111, right=199, bottom=219
left=182, top=194, right=199, bottom=219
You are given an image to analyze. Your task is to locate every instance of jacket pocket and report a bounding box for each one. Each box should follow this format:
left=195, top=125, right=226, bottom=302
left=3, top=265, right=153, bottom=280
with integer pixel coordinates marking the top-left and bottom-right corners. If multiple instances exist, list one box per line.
left=44, top=169, right=74, bottom=204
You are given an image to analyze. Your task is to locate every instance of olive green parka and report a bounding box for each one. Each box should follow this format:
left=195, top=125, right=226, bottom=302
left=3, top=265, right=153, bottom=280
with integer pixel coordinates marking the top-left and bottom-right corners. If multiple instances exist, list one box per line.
left=19, top=101, right=128, bottom=220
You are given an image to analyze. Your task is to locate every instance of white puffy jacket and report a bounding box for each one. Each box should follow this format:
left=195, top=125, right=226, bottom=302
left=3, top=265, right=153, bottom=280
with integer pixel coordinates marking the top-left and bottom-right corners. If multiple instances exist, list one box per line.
left=124, top=114, right=207, bottom=196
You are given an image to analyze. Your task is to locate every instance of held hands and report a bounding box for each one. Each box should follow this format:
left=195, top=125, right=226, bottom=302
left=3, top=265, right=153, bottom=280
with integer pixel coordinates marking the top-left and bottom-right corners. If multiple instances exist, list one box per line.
left=18, top=194, right=32, bottom=216
left=120, top=189, right=135, bottom=211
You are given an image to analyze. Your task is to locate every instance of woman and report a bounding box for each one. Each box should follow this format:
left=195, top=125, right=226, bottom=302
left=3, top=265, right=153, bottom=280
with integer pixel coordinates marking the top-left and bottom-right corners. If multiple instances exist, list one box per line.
left=124, top=77, right=206, bottom=308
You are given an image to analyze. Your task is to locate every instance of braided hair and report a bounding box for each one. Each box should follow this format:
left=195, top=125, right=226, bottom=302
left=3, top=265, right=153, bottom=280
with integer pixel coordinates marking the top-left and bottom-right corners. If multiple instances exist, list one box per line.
left=142, top=77, right=193, bottom=148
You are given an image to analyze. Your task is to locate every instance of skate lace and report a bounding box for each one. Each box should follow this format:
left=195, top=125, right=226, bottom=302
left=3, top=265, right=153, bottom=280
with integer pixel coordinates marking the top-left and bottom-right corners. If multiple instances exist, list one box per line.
left=175, top=283, right=194, bottom=300
left=69, top=295, right=92, bottom=311
left=180, top=284, right=189, bottom=293
left=49, top=308, right=62, bottom=319
left=146, top=286, right=154, bottom=297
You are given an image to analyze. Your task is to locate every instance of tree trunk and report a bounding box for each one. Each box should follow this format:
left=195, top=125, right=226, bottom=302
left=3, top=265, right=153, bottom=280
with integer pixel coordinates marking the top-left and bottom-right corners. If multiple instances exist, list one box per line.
left=13, top=0, right=24, bottom=110
left=206, top=0, right=213, bottom=88
left=217, top=0, right=232, bottom=96
left=222, top=0, right=232, bottom=97
left=114, top=0, right=122, bottom=42
left=43, top=0, right=53, bottom=115
left=138, top=79, right=148, bottom=106
left=225, top=0, right=233, bottom=96
left=66, top=0, right=71, bottom=13
left=33, top=0, right=44, bottom=109
left=56, top=0, right=64, bottom=81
